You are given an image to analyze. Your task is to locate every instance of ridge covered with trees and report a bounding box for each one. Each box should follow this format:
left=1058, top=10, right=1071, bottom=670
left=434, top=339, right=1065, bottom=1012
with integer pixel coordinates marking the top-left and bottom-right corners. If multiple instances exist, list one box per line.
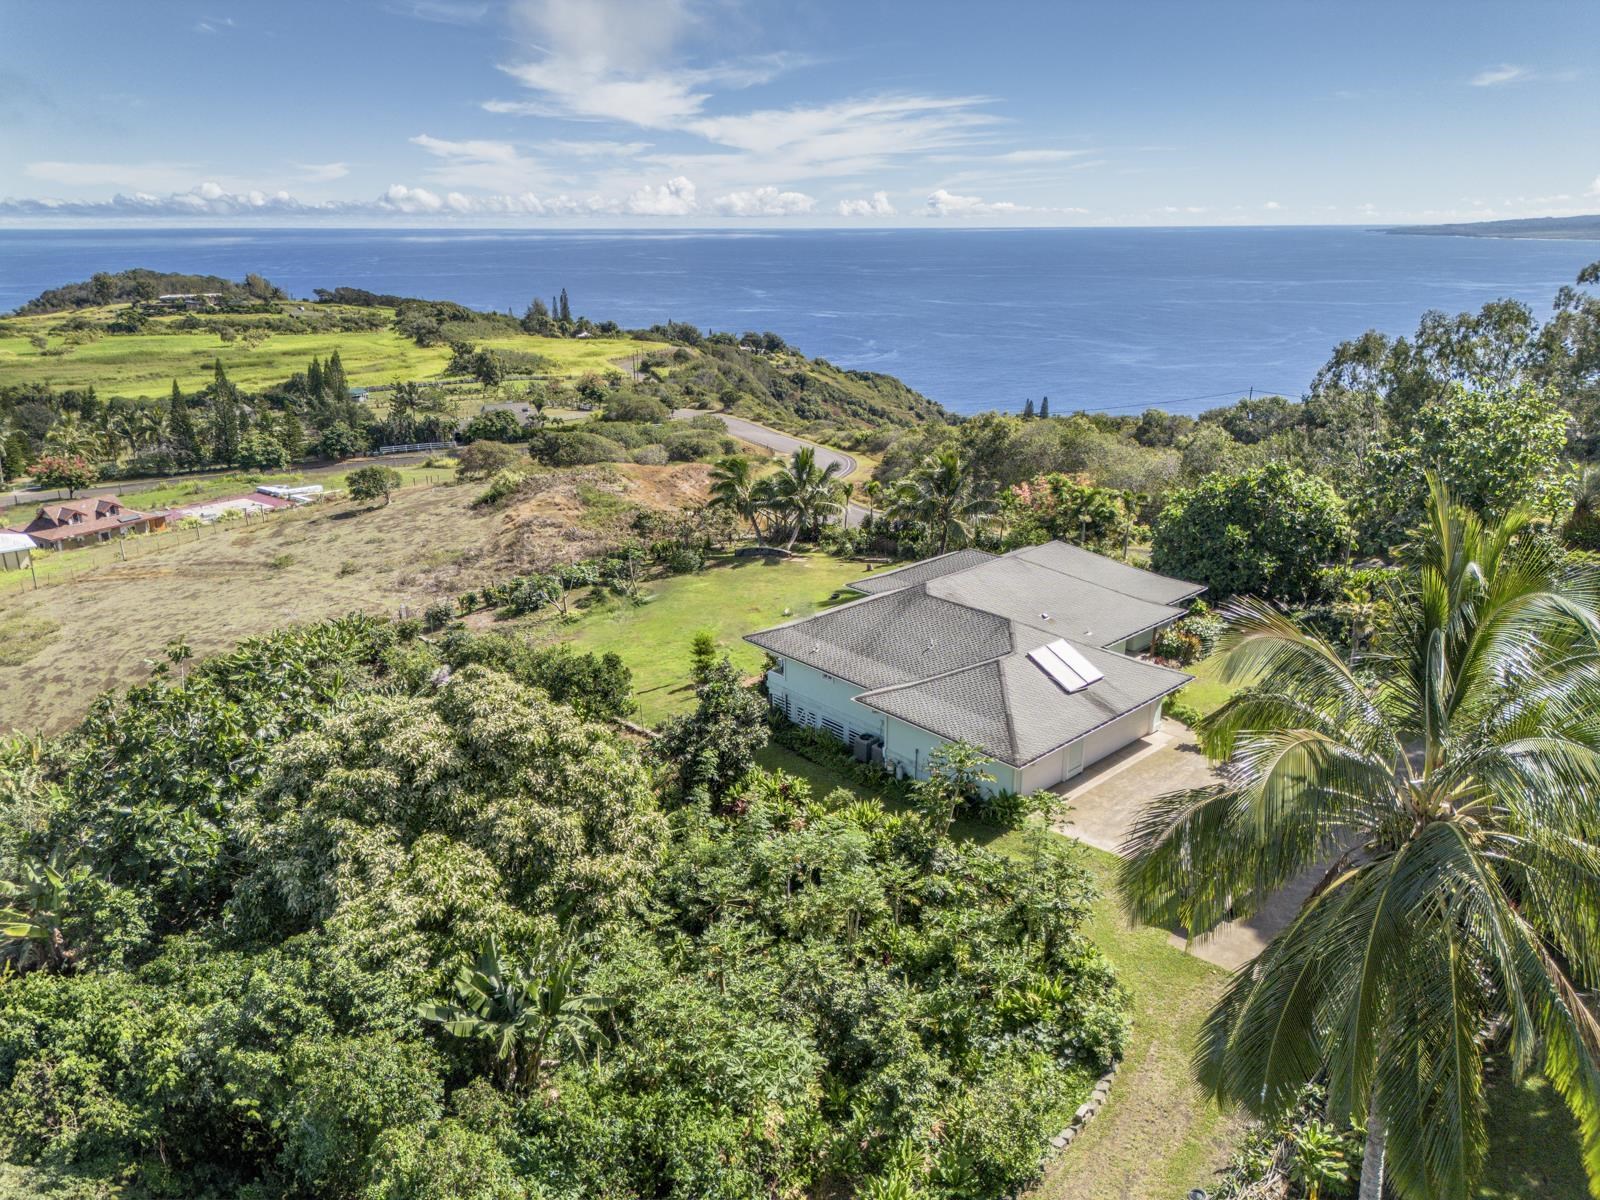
left=0, top=616, right=1123, bottom=1198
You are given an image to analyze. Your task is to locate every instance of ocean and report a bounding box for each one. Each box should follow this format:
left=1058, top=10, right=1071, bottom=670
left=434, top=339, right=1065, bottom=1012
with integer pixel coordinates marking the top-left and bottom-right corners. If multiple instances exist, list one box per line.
left=1, top=226, right=1594, bottom=415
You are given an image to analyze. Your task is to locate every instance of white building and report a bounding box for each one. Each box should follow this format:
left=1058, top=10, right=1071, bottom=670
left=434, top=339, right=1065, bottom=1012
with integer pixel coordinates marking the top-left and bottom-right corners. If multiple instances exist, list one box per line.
left=747, top=541, right=1202, bottom=794
left=0, top=531, right=36, bottom=572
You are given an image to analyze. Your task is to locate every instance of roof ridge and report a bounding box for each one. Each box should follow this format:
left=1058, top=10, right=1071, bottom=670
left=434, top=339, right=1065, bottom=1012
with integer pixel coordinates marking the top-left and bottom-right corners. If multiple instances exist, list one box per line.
left=1011, top=542, right=1204, bottom=604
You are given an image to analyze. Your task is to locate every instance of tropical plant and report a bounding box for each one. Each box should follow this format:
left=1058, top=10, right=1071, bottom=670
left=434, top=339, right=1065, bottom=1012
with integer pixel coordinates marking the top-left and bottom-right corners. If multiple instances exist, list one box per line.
left=1121, top=477, right=1600, bottom=1200
left=708, top=454, right=766, bottom=544
left=420, top=933, right=612, bottom=1092
left=889, top=447, right=996, bottom=555
left=758, top=446, right=848, bottom=550
left=0, top=851, right=79, bottom=973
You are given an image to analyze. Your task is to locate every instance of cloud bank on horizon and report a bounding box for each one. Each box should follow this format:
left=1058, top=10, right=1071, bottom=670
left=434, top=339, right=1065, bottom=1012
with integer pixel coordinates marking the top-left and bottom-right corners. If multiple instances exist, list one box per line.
left=0, top=0, right=1594, bottom=226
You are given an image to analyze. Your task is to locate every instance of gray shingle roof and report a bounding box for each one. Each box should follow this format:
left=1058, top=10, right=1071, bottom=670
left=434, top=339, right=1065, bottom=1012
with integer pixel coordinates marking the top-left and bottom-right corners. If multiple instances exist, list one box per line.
left=747, top=541, right=1201, bottom=768
left=745, top=586, right=1017, bottom=690
left=1009, top=541, right=1205, bottom=606
left=924, top=555, right=1184, bottom=647
left=847, top=548, right=996, bottom=595
left=856, top=637, right=1191, bottom=767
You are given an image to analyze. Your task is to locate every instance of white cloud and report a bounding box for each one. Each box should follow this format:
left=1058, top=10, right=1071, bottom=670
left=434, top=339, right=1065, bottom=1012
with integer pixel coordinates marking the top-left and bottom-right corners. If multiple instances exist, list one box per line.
left=837, top=191, right=896, bottom=217
left=1589, top=175, right=1600, bottom=197
left=1263, top=200, right=1281, bottom=210
left=536, top=139, right=652, bottom=158
left=296, top=161, right=350, bottom=182
left=410, top=134, right=523, bottom=164
left=992, top=148, right=1092, bottom=164
left=713, top=186, right=814, bottom=216
left=683, top=94, right=994, bottom=177
left=924, top=188, right=1024, bottom=217
left=194, top=17, right=235, bottom=34
left=624, top=175, right=697, bottom=215
left=1471, top=64, right=1530, bottom=87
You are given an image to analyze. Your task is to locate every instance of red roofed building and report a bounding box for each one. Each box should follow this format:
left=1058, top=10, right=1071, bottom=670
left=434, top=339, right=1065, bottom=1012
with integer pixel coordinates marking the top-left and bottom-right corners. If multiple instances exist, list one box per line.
left=7, top=495, right=167, bottom=550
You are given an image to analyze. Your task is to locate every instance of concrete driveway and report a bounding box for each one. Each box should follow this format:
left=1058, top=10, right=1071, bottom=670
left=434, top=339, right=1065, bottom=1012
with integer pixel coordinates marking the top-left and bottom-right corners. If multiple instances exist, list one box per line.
left=671, top=409, right=869, bottom=527
left=1051, top=718, right=1323, bottom=971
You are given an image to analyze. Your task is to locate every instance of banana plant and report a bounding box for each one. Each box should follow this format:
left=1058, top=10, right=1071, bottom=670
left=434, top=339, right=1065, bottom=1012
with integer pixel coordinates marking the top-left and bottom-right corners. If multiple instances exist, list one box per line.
left=0, top=850, right=82, bottom=973
left=419, top=933, right=612, bottom=1092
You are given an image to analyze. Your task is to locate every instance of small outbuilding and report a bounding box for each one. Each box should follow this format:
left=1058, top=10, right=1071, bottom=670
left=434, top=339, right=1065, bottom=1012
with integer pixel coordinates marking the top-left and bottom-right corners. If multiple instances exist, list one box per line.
left=0, top=531, right=35, bottom=571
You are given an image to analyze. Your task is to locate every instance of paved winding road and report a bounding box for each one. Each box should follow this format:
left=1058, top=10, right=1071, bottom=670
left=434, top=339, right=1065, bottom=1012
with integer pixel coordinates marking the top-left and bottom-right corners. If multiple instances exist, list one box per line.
left=671, top=409, right=869, bottom=527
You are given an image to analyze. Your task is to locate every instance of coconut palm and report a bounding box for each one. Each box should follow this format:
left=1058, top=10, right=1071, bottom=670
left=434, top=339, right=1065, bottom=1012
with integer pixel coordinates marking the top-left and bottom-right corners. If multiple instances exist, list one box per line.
left=763, top=447, right=846, bottom=551
left=708, top=454, right=766, bottom=545
left=1120, top=477, right=1600, bottom=1200
left=888, top=447, right=996, bottom=555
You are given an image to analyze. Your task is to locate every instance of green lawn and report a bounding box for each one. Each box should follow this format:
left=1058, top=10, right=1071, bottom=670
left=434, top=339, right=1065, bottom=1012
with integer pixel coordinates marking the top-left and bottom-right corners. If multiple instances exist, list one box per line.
left=0, top=306, right=663, bottom=397
left=553, top=552, right=865, bottom=726
left=1177, top=651, right=1247, bottom=717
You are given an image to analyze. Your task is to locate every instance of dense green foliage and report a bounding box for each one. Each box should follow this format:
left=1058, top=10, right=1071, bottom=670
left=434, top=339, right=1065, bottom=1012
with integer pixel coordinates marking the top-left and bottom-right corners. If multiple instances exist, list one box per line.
left=14, top=270, right=284, bottom=315
left=1150, top=464, right=1352, bottom=600
left=0, top=616, right=1126, bottom=1198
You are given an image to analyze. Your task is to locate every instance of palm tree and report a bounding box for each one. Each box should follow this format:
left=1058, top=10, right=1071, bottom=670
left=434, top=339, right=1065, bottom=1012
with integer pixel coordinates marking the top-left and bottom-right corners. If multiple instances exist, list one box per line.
left=708, top=454, right=766, bottom=545
left=765, top=447, right=846, bottom=551
left=419, top=933, right=611, bottom=1092
left=889, top=447, right=995, bottom=555
left=1120, top=477, right=1600, bottom=1200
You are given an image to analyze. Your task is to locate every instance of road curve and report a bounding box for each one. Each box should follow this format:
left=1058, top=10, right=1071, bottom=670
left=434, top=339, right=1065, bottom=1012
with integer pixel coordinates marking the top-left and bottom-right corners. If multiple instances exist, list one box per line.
left=671, top=409, right=869, bottom=528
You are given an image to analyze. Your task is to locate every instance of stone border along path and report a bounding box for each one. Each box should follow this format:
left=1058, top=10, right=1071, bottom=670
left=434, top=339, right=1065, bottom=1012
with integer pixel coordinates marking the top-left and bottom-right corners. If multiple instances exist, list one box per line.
left=1043, top=1059, right=1120, bottom=1164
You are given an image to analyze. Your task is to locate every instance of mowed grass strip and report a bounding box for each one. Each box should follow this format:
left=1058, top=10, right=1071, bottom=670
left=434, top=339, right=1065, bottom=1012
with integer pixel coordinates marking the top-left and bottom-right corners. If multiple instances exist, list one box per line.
left=550, top=553, right=864, bottom=727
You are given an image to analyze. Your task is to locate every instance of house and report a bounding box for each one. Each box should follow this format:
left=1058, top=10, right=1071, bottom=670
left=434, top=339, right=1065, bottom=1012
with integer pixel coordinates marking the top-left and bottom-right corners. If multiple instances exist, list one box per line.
left=746, top=541, right=1204, bottom=794
left=7, top=496, right=167, bottom=550
left=0, top=531, right=35, bottom=571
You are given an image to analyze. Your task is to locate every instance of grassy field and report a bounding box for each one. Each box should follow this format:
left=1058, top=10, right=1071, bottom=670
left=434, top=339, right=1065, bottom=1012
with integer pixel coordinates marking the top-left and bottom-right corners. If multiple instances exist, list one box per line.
left=0, top=479, right=498, bottom=734
left=549, top=552, right=865, bottom=726
left=0, top=306, right=661, bottom=396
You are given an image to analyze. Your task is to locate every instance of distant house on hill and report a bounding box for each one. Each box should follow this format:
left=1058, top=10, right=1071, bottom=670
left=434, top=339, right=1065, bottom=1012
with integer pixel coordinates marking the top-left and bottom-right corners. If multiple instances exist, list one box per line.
left=7, top=496, right=166, bottom=550
left=149, top=292, right=224, bottom=311
left=0, top=531, right=36, bottom=571
left=747, top=542, right=1203, bottom=794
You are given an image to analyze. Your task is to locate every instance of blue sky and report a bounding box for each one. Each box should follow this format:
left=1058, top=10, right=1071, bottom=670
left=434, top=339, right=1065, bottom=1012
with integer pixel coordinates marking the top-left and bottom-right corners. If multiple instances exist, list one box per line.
left=1, top=0, right=1595, bottom=225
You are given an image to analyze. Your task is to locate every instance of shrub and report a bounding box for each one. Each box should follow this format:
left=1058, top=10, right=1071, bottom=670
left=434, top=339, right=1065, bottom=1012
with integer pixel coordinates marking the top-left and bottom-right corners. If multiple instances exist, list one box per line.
left=661, top=546, right=704, bottom=575
left=1164, top=692, right=1203, bottom=727
left=540, top=432, right=626, bottom=467
left=602, top=393, right=670, bottom=423
left=423, top=602, right=456, bottom=632
left=456, top=440, right=524, bottom=480
left=632, top=444, right=669, bottom=466
left=1152, top=624, right=1204, bottom=665
left=474, top=469, right=527, bottom=508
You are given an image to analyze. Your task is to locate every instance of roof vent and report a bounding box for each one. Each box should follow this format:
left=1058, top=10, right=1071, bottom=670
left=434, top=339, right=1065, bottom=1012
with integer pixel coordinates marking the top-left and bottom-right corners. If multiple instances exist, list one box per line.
left=1028, top=639, right=1106, bottom=694
left=1040, top=612, right=1051, bottom=620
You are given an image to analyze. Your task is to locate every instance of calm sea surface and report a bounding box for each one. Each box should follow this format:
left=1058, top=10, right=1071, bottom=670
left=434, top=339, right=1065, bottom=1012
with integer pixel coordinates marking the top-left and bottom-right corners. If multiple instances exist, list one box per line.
left=1, top=226, right=1594, bottom=415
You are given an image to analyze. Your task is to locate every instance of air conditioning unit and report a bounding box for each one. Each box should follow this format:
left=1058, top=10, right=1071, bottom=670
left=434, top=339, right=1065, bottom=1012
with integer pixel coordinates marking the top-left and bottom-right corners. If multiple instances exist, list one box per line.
left=852, top=730, right=878, bottom=763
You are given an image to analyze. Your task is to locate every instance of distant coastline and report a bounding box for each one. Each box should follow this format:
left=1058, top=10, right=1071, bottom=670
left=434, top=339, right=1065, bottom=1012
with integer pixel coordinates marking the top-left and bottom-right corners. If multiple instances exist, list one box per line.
left=1387, top=213, right=1600, bottom=241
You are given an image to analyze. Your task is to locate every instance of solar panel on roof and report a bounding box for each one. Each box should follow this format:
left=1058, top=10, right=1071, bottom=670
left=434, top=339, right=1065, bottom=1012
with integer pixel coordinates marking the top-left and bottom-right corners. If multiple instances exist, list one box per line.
left=1028, top=640, right=1104, bottom=694
left=1048, top=640, right=1104, bottom=686
left=1029, top=643, right=1089, bottom=692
